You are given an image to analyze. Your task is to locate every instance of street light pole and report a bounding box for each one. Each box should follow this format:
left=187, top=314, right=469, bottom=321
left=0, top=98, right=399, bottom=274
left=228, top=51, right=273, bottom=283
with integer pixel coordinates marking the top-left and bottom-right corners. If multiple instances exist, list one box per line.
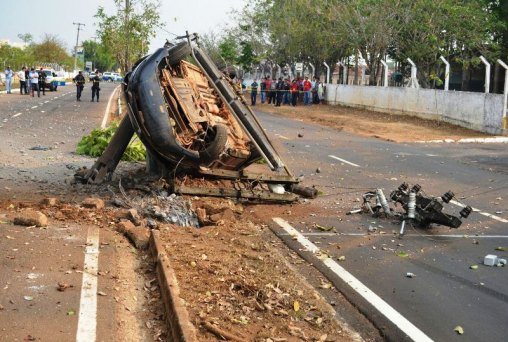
left=73, top=22, right=85, bottom=73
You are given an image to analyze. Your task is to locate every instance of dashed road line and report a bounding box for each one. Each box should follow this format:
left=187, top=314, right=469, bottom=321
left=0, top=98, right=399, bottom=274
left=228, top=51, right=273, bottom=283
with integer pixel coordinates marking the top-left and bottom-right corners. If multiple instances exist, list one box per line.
left=284, top=232, right=508, bottom=238
left=450, top=200, right=508, bottom=223
left=329, top=154, right=360, bottom=167
left=273, top=217, right=433, bottom=342
left=76, top=226, right=100, bottom=342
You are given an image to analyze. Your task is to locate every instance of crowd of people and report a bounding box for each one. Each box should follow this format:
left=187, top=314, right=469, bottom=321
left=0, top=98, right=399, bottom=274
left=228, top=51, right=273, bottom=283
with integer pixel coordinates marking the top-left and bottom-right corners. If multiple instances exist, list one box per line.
left=240, top=75, right=325, bottom=107
left=3, top=66, right=49, bottom=98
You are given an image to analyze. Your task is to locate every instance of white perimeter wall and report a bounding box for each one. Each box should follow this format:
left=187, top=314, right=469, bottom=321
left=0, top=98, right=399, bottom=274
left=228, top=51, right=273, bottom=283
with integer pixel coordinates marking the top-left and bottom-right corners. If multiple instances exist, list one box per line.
left=325, top=85, right=505, bottom=135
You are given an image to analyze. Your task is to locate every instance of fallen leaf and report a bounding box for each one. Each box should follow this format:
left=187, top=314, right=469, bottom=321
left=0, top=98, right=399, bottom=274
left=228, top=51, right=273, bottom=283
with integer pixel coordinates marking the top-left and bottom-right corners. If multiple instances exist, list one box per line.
left=24, top=335, right=36, bottom=341
left=396, top=251, right=409, bottom=258
left=319, top=283, right=332, bottom=289
left=97, top=291, right=107, bottom=296
left=337, top=255, right=346, bottom=261
left=454, top=325, right=464, bottom=335
left=293, top=300, right=300, bottom=312
left=190, top=261, right=197, bottom=267
left=469, top=265, right=478, bottom=270
left=314, top=224, right=334, bottom=232
left=23, top=296, right=33, bottom=301
left=67, top=309, right=75, bottom=316
left=495, top=246, right=506, bottom=251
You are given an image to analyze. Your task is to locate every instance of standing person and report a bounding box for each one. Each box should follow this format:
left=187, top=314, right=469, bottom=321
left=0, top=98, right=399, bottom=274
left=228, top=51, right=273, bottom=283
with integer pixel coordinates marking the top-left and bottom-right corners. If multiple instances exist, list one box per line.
left=283, top=79, right=291, bottom=105
left=18, top=67, right=27, bottom=95
left=265, top=76, right=273, bottom=104
left=24, top=67, right=30, bottom=95
left=303, top=76, right=312, bottom=105
left=29, top=67, right=39, bottom=97
left=250, top=79, right=258, bottom=106
left=91, top=71, right=101, bottom=102
left=275, top=77, right=284, bottom=107
left=312, top=77, right=320, bottom=104
left=291, top=79, right=299, bottom=106
left=318, top=80, right=324, bottom=103
left=4, top=66, right=14, bottom=94
left=38, top=67, right=46, bottom=96
left=260, top=77, right=267, bottom=104
left=73, top=71, right=85, bottom=101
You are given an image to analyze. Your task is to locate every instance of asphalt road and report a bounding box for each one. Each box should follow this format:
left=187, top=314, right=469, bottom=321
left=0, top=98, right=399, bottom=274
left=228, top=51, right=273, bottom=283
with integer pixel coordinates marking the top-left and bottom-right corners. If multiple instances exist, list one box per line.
left=256, top=108, right=508, bottom=342
left=0, top=82, right=120, bottom=200
left=0, top=82, right=124, bottom=341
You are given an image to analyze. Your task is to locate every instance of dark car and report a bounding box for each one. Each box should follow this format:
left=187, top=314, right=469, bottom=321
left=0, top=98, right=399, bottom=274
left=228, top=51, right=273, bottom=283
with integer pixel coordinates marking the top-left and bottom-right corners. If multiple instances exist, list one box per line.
left=122, top=41, right=284, bottom=172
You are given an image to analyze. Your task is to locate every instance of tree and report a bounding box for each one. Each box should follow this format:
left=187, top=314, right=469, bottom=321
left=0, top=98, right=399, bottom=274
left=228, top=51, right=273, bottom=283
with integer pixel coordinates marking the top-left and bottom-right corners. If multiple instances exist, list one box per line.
left=17, top=33, right=33, bottom=46
left=31, top=34, right=74, bottom=69
left=95, top=0, right=163, bottom=72
left=82, top=40, right=116, bottom=71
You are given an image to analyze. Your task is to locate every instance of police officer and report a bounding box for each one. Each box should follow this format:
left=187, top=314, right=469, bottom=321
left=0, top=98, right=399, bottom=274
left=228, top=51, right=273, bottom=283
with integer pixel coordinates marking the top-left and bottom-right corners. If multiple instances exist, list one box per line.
left=38, top=67, right=46, bottom=96
left=91, top=71, right=101, bottom=102
left=73, top=71, right=85, bottom=101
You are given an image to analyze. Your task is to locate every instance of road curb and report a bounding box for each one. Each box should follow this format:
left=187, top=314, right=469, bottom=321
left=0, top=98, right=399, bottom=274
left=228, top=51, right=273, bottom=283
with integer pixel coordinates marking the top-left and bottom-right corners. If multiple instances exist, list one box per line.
left=149, top=230, right=198, bottom=342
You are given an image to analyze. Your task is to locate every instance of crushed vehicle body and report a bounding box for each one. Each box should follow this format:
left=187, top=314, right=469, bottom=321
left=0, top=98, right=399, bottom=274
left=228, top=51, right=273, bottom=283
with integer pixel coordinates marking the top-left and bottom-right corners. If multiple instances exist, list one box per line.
left=82, top=37, right=313, bottom=202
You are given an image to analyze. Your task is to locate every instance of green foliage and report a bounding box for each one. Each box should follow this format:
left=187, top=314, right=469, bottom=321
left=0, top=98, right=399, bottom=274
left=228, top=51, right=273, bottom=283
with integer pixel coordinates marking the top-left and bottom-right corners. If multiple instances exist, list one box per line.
left=82, top=40, right=116, bottom=71
left=76, top=121, right=146, bottom=161
left=95, top=0, right=163, bottom=72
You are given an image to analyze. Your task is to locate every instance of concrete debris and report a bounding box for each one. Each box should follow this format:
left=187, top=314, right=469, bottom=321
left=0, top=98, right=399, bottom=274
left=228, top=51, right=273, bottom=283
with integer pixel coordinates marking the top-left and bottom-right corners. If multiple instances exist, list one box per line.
left=116, top=220, right=150, bottom=249
left=82, top=197, right=105, bottom=210
left=40, top=197, right=58, bottom=207
left=13, top=210, right=48, bottom=227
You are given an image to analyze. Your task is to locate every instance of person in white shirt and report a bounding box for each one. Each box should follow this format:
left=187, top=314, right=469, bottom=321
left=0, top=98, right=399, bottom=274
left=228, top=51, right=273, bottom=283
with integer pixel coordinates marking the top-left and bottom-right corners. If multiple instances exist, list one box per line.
left=18, top=67, right=27, bottom=95
left=4, top=66, right=14, bottom=94
left=29, top=67, right=40, bottom=97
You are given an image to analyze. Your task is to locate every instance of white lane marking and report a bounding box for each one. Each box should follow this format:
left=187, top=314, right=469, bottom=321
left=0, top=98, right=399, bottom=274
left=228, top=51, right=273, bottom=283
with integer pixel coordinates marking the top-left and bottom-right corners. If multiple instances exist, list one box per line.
left=273, top=217, right=433, bottom=342
left=102, top=85, right=120, bottom=128
left=12, top=112, right=22, bottom=118
left=283, top=232, right=508, bottom=238
left=329, top=155, right=360, bottom=167
left=31, top=106, right=38, bottom=109
left=76, top=226, right=100, bottom=342
left=450, top=200, right=508, bottom=223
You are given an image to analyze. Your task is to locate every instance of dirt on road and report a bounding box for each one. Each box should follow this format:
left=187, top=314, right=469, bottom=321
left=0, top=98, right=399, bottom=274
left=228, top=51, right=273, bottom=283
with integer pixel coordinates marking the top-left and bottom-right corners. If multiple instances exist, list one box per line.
left=257, top=103, right=490, bottom=142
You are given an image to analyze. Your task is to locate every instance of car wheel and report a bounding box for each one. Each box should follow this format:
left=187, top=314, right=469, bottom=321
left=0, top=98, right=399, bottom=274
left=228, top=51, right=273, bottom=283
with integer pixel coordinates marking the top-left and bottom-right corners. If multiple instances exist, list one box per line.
left=49, top=84, right=55, bottom=91
left=199, top=124, right=229, bottom=164
left=166, top=41, right=192, bottom=66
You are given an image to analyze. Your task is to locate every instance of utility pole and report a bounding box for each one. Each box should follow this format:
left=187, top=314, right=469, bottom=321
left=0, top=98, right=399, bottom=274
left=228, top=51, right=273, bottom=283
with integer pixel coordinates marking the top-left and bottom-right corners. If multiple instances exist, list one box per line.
left=124, top=0, right=130, bottom=72
left=91, top=36, right=97, bottom=72
left=73, top=22, right=85, bottom=73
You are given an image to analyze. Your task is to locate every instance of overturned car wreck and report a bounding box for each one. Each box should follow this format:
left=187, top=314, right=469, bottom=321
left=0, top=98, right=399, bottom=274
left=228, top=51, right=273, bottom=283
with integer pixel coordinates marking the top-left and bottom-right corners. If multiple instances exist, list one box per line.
left=82, top=36, right=314, bottom=202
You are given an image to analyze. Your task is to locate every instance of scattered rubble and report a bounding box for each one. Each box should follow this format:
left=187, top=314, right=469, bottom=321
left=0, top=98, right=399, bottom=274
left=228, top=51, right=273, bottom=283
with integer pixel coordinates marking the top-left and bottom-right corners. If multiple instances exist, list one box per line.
left=13, top=210, right=48, bottom=227
left=82, top=197, right=105, bottom=210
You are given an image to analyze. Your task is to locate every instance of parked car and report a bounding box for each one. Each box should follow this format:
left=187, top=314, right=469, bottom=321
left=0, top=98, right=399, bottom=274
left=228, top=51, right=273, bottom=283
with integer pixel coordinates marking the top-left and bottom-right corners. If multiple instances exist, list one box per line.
left=41, top=69, right=65, bottom=91
left=102, top=72, right=123, bottom=82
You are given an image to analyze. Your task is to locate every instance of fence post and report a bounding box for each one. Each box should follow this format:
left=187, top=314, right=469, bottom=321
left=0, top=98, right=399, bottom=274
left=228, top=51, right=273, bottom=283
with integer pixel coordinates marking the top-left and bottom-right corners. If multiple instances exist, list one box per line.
left=323, top=62, right=330, bottom=84
left=380, top=60, right=388, bottom=87
left=439, top=56, right=450, bottom=91
left=497, top=59, right=508, bottom=129
left=480, top=56, right=491, bottom=93
left=308, top=63, right=315, bottom=78
left=406, top=58, right=419, bottom=88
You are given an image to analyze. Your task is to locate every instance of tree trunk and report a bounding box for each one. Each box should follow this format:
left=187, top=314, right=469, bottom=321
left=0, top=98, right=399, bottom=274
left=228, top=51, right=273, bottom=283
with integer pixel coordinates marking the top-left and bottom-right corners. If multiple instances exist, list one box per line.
left=461, top=66, right=470, bottom=91
left=493, top=62, right=500, bottom=93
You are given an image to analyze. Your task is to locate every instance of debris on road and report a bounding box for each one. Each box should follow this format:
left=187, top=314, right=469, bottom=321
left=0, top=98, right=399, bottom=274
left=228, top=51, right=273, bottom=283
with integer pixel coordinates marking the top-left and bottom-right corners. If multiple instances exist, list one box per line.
left=28, top=145, right=52, bottom=151
left=454, top=325, right=465, bottom=335
left=352, top=183, right=472, bottom=236
left=405, top=272, right=415, bottom=278
left=484, top=254, right=500, bottom=266
left=13, top=210, right=48, bottom=227
left=81, top=197, right=105, bottom=210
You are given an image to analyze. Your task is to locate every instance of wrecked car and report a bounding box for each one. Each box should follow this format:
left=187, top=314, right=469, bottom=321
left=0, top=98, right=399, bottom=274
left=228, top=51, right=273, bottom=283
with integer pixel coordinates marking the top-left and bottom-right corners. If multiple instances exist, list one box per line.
left=82, top=36, right=314, bottom=202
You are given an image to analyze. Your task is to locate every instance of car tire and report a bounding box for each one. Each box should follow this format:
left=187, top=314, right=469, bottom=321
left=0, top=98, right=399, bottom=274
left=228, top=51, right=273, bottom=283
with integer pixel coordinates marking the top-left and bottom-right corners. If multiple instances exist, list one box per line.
left=166, top=41, right=192, bottom=66
left=199, top=124, right=228, bottom=164
left=49, top=84, right=55, bottom=91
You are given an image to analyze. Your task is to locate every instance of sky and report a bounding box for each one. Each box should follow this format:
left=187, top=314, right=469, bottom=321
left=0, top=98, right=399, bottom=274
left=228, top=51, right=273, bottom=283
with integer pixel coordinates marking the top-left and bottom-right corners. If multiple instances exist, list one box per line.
left=0, top=0, right=245, bottom=53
